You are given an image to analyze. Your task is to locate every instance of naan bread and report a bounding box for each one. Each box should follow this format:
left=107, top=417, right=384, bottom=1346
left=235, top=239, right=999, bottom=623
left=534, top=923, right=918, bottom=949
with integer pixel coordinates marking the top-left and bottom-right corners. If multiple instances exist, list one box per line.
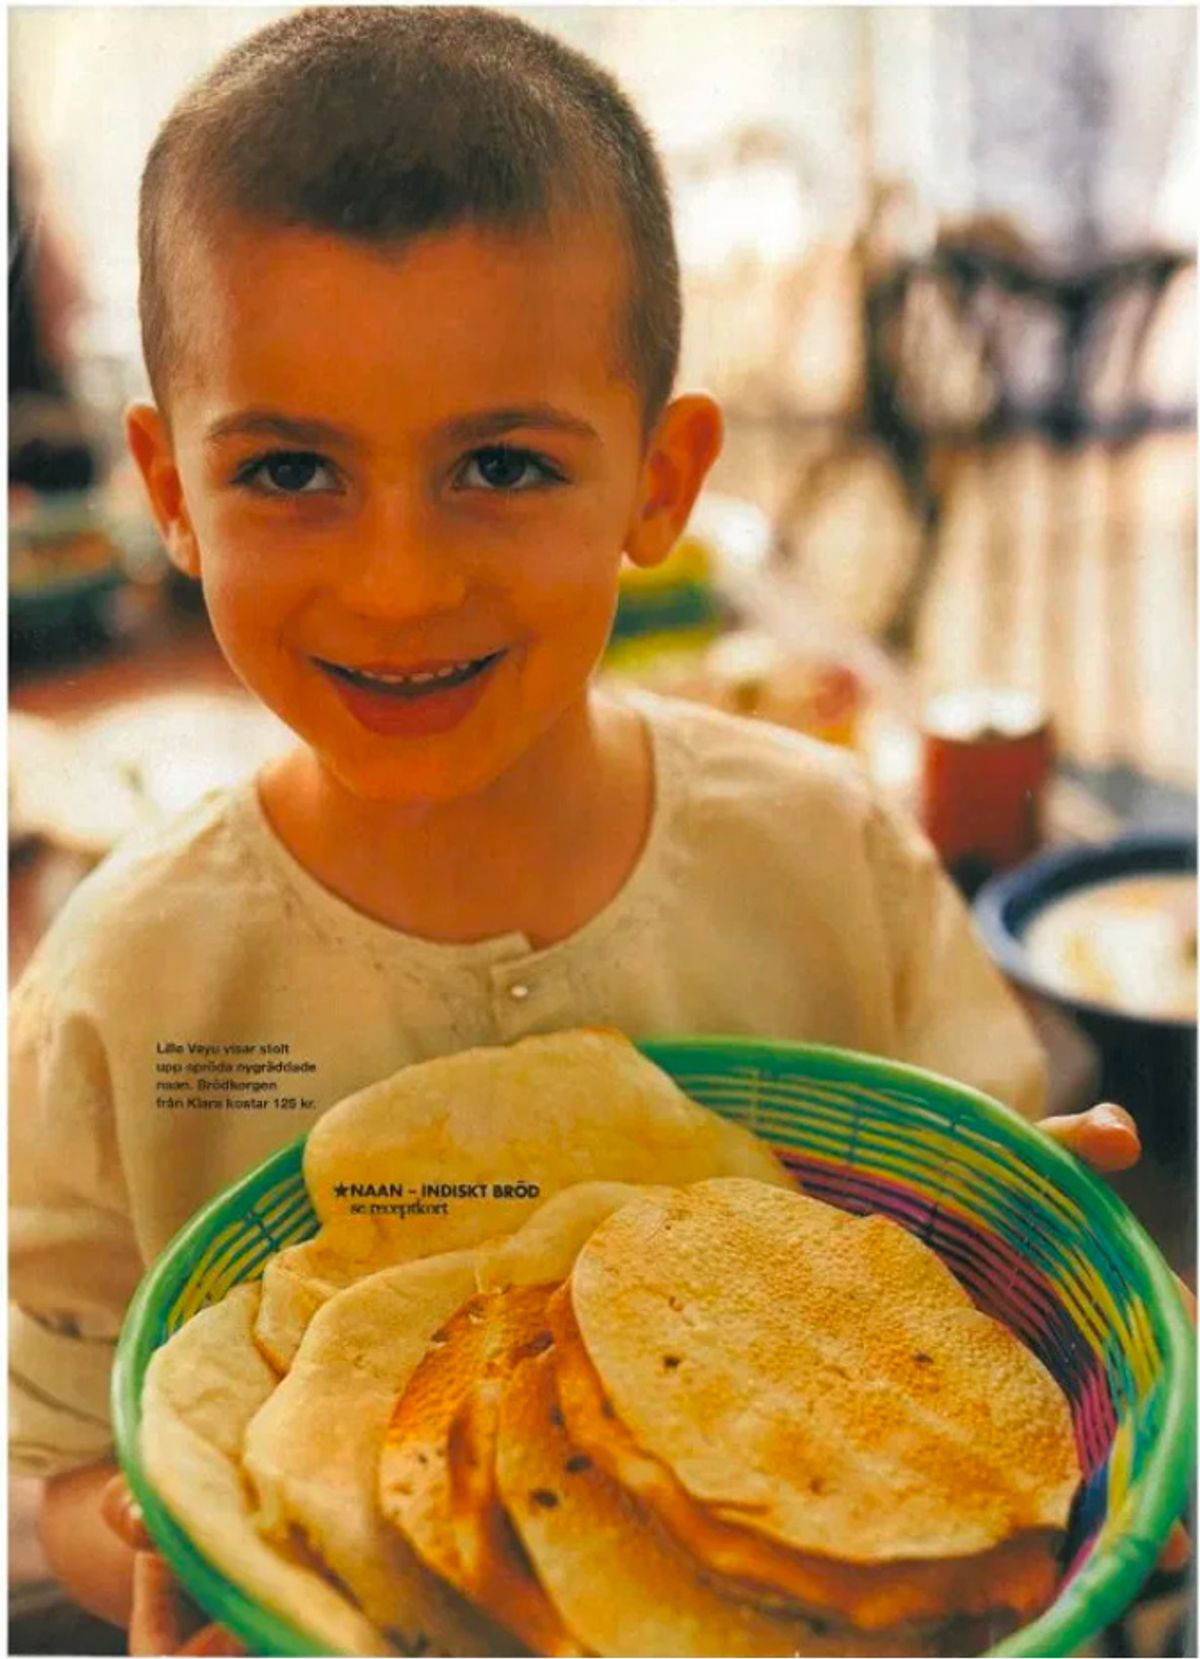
left=561, top=1180, right=1077, bottom=1627
left=551, top=1287, right=1045, bottom=1636
left=381, top=1284, right=577, bottom=1656
left=139, top=1283, right=394, bottom=1655
left=256, top=1031, right=787, bottom=1369
left=143, top=1048, right=1079, bottom=1659
left=242, top=1253, right=510, bottom=1655
left=246, top=1185, right=677, bottom=1655
left=497, top=1348, right=967, bottom=1657
left=472, top=1182, right=675, bottom=1296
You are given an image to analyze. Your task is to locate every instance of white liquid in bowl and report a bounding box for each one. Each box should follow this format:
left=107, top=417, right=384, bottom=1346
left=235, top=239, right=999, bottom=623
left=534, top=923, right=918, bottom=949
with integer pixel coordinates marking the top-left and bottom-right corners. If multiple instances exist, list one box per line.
left=1023, top=873, right=1197, bottom=1022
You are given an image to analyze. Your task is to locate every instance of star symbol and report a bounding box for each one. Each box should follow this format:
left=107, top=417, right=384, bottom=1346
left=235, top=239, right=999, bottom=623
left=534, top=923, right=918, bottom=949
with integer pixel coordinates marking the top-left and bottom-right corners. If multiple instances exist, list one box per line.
left=334, top=1182, right=348, bottom=1198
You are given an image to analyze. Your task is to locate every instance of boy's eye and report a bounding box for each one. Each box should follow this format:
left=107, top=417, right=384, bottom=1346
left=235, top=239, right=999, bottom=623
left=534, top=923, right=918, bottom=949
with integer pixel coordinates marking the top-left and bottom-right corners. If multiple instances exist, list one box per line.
left=235, top=452, right=340, bottom=495
left=457, top=446, right=563, bottom=492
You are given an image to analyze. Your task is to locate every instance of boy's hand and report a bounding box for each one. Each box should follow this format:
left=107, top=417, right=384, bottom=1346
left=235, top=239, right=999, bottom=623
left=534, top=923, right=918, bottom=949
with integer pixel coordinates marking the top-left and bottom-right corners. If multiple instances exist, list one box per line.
left=1038, top=1101, right=1142, bottom=1174
left=101, top=1476, right=245, bottom=1656
left=1038, top=1103, right=1196, bottom=1315
left=1038, top=1103, right=1194, bottom=1575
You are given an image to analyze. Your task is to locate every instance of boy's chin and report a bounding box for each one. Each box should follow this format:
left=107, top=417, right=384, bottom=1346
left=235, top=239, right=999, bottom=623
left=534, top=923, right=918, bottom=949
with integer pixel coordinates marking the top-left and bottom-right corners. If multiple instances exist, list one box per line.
left=317, top=740, right=526, bottom=814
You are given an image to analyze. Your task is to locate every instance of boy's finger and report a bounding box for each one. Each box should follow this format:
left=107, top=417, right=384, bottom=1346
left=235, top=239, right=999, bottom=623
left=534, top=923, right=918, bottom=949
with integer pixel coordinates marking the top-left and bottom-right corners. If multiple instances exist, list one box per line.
left=100, top=1473, right=153, bottom=1550
left=129, top=1551, right=188, bottom=1655
left=1175, top=1275, right=1197, bottom=1324
left=178, top=1622, right=247, bottom=1656
left=1158, top=1521, right=1191, bottom=1574
left=1039, top=1104, right=1141, bottom=1173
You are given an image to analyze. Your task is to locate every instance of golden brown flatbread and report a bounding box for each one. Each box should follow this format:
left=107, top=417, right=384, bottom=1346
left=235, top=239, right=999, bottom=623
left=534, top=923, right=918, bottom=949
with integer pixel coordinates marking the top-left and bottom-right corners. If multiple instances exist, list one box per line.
left=559, top=1179, right=1076, bottom=1629
left=551, top=1286, right=1045, bottom=1637
left=380, top=1284, right=577, bottom=1656
left=496, top=1345, right=966, bottom=1657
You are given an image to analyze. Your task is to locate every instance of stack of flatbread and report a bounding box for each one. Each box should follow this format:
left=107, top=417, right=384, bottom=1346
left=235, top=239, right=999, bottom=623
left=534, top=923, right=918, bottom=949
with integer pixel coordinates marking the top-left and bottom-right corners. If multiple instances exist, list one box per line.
left=375, top=1179, right=1078, bottom=1656
left=137, top=1031, right=1081, bottom=1657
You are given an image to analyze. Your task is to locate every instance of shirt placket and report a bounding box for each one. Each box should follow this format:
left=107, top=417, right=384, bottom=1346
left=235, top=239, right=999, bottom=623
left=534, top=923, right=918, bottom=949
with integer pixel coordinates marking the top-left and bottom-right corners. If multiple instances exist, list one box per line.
left=487, top=956, right=575, bottom=1041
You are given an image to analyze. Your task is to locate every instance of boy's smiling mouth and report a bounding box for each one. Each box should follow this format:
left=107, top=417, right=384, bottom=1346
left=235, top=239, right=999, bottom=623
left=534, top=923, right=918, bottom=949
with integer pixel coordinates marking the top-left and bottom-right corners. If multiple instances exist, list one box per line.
left=316, top=651, right=506, bottom=700
left=313, top=649, right=508, bottom=739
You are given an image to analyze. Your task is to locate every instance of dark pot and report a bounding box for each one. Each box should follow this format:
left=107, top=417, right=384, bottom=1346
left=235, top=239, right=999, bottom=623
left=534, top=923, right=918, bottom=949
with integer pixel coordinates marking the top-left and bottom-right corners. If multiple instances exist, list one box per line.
left=975, top=834, right=1196, bottom=1159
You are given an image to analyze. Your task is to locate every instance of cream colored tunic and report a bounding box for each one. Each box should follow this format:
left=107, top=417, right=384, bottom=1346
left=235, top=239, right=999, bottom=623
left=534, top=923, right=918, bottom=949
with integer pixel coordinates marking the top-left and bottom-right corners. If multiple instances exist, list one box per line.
left=9, top=693, right=1044, bottom=1476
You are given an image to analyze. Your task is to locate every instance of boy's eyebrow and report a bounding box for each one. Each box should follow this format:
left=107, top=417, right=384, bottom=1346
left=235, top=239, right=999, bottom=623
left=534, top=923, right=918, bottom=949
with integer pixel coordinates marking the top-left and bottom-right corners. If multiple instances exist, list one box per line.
left=203, top=406, right=601, bottom=448
left=203, top=411, right=359, bottom=448
left=439, top=406, right=600, bottom=444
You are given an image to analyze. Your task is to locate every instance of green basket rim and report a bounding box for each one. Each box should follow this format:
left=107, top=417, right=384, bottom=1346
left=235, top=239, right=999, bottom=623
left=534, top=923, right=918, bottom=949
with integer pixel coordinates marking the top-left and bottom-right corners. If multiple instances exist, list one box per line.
left=113, top=1036, right=1196, bottom=1658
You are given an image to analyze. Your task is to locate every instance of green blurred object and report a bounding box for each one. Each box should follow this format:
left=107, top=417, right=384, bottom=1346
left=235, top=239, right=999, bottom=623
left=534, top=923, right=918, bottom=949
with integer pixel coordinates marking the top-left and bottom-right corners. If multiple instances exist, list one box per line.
left=610, top=491, right=772, bottom=645
left=9, top=492, right=162, bottom=649
left=610, top=576, right=724, bottom=642
left=603, top=622, right=720, bottom=673
left=8, top=562, right=126, bottom=640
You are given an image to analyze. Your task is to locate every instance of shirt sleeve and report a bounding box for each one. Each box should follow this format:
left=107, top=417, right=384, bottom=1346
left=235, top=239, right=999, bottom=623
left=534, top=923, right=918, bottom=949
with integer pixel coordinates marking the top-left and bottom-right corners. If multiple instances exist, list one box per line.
left=865, top=794, right=1048, bottom=1121
left=9, top=964, right=145, bottom=1478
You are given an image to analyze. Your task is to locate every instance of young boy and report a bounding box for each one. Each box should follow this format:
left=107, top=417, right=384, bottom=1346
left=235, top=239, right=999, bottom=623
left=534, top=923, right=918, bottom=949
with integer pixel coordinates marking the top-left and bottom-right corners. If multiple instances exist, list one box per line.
left=10, top=7, right=1149, bottom=1651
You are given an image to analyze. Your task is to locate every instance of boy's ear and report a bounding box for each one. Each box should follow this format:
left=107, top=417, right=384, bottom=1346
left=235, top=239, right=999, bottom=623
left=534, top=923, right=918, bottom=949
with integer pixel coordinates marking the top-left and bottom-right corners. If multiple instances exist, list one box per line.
left=625, top=393, right=724, bottom=569
left=124, top=403, right=202, bottom=579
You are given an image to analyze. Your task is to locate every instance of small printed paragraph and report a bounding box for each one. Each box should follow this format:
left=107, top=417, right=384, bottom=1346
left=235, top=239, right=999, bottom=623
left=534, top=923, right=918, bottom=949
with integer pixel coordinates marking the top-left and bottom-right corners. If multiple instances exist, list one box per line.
left=155, top=1041, right=318, bottom=1111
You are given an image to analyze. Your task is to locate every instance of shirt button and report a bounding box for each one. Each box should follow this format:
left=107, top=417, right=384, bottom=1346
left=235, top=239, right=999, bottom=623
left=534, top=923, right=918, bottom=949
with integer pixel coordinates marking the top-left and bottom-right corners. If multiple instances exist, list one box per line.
left=509, top=982, right=531, bottom=1002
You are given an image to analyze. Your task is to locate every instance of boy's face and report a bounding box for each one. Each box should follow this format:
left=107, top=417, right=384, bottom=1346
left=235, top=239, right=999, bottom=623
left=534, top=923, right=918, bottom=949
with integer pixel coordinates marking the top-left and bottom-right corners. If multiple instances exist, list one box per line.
left=129, top=216, right=719, bottom=806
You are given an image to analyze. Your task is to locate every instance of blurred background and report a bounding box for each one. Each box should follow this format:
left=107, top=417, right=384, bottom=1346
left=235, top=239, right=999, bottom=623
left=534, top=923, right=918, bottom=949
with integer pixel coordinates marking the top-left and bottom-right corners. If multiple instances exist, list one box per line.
left=8, top=9, right=1196, bottom=1655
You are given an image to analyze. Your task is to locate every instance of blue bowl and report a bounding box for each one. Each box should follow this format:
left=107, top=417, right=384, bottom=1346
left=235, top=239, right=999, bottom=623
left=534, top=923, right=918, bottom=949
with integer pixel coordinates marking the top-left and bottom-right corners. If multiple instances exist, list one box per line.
left=975, top=834, right=1196, bottom=1150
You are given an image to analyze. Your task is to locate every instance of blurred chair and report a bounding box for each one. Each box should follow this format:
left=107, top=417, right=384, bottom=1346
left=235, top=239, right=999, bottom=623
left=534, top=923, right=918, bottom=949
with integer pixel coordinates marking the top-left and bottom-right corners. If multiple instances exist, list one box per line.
left=775, top=203, right=1196, bottom=785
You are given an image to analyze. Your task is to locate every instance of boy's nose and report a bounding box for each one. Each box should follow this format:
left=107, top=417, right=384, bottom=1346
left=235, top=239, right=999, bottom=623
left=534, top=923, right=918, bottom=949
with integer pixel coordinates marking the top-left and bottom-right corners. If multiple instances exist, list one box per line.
left=335, top=494, right=468, bottom=620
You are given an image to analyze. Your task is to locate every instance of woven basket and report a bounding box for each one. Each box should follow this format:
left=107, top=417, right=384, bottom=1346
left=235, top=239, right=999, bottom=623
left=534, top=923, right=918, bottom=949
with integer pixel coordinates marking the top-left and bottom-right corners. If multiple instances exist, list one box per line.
left=113, top=1038, right=1194, bottom=1657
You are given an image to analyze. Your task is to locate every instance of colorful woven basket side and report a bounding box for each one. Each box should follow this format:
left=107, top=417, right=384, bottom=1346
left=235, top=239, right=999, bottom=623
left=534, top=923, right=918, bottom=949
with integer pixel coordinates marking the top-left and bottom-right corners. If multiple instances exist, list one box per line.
left=113, top=1038, right=1195, bottom=1659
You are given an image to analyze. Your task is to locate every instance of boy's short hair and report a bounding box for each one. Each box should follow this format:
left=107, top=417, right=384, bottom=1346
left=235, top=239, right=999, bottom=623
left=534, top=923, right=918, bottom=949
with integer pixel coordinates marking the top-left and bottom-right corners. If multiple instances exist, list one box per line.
left=138, top=5, right=681, bottom=425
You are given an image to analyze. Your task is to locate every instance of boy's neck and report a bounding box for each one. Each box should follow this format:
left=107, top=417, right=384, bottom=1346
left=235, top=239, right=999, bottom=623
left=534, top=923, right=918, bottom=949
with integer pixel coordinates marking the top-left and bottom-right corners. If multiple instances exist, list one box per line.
left=257, top=688, right=653, bottom=950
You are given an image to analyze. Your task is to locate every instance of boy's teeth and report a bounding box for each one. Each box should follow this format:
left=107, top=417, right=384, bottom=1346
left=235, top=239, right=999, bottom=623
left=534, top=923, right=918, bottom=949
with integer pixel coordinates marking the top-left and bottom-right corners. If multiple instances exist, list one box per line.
left=328, top=654, right=496, bottom=694
left=371, top=663, right=469, bottom=684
